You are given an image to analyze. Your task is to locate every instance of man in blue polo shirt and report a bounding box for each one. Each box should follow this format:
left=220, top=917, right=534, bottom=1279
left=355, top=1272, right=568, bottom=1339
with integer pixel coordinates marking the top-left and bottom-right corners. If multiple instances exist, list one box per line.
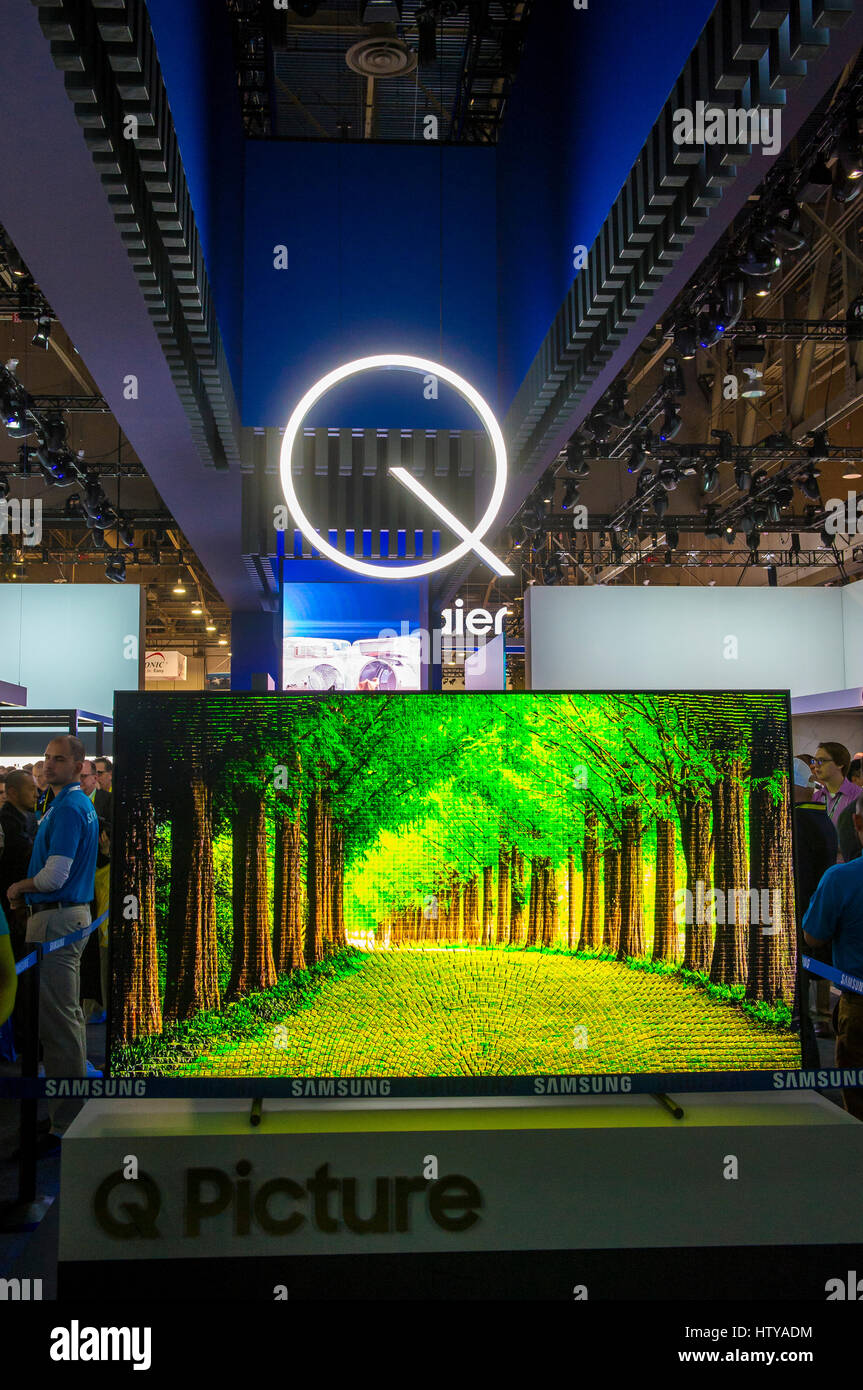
left=803, top=790, right=863, bottom=1122
left=7, top=734, right=99, bottom=1139
left=0, top=903, right=15, bottom=1025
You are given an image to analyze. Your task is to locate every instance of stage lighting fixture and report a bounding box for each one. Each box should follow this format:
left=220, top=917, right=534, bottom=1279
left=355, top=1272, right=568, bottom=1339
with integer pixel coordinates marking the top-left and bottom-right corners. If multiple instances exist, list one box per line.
left=697, top=300, right=726, bottom=348
left=765, top=496, right=782, bottom=524
left=673, top=320, right=698, bottom=359
left=117, top=517, right=135, bottom=548
left=791, top=533, right=801, bottom=555
left=677, top=449, right=698, bottom=477
left=842, top=461, right=862, bottom=480
left=634, top=467, right=654, bottom=497
left=362, top=0, right=402, bottom=20
left=774, top=482, right=794, bottom=507
left=666, top=527, right=679, bottom=549
left=659, top=401, right=681, bottom=441
left=658, top=462, right=680, bottom=490
left=808, top=428, right=829, bottom=460
left=602, top=385, right=630, bottom=430
left=752, top=502, right=770, bottom=529
left=719, top=272, right=746, bottom=330
left=105, top=554, right=127, bottom=583
left=662, top=354, right=685, bottom=396
left=711, top=429, right=733, bottom=463
left=627, top=441, right=648, bottom=473
left=833, top=167, right=862, bottom=205
left=766, top=202, right=806, bottom=251
left=663, top=549, right=673, bottom=567
left=798, top=156, right=833, bottom=203
left=799, top=468, right=821, bottom=501
left=734, top=461, right=752, bottom=492
left=741, top=367, right=766, bottom=397
left=836, top=117, right=863, bottom=181
left=724, top=526, right=737, bottom=545
left=2, top=389, right=28, bottom=437
left=700, top=463, right=719, bottom=494
left=32, top=314, right=51, bottom=350
left=737, top=234, right=780, bottom=278
left=63, top=493, right=81, bottom=517
left=847, top=294, right=863, bottom=340
left=703, top=509, right=722, bottom=540
left=653, top=488, right=669, bottom=519
left=562, top=481, right=580, bottom=509
left=820, top=527, right=835, bottom=548
left=91, top=528, right=109, bottom=550
left=739, top=507, right=756, bottom=536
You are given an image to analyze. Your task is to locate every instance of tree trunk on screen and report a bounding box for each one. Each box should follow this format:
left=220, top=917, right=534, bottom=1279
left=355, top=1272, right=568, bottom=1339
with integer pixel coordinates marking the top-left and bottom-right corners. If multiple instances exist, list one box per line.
left=567, top=846, right=577, bottom=950
left=526, top=857, right=542, bottom=946
left=272, top=799, right=305, bottom=975
left=678, top=787, right=713, bottom=972
left=710, top=761, right=748, bottom=986
left=617, top=805, right=645, bottom=961
left=482, top=865, right=494, bottom=945
left=578, top=812, right=602, bottom=950
left=164, top=763, right=220, bottom=1022
left=305, top=779, right=325, bottom=966
left=114, top=790, right=162, bottom=1044
left=747, top=718, right=794, bottom=1005
left=463, top=874, right=479, bottom=945
left=496, top=842, right=510, bottom=944
left=602, top=845, right=621, bottom=954
left=541, top=859, right=557, bottom=947
left=331, top=828, right=346, bottom=950
left=510, top=848, right=526, bottom=945
left=226, top=786, right=276, bottom=1001
left=652, top=817, right=678, bottom=963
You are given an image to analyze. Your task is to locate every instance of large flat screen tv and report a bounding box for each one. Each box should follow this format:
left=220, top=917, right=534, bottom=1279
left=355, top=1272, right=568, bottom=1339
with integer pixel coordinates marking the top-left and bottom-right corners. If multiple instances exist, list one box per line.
left=109, top=691, right=802, bottom=1095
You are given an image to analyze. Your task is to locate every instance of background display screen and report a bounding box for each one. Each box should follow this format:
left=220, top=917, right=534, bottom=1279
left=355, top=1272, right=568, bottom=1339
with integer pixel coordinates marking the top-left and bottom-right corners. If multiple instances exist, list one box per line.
left=109, top=690, right=801, bottom=1093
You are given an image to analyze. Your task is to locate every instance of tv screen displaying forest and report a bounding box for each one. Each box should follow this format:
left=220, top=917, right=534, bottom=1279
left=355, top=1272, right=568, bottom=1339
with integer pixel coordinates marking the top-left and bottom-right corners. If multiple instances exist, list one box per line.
left=109, top=691, right=802, bottom=1092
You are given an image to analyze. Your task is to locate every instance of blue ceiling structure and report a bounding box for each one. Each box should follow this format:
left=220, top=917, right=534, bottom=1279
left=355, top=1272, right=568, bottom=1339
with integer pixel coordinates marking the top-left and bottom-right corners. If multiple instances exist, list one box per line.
left=1, top=0, right=860, bottom=618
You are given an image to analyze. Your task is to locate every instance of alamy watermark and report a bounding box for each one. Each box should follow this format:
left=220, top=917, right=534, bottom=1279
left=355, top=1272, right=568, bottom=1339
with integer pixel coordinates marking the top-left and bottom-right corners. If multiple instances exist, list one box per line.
left=672, top=102, right=782, bottom=157
left=674, top=881, right=782, bottom=933
left=0, top=497, right=42, bottom=546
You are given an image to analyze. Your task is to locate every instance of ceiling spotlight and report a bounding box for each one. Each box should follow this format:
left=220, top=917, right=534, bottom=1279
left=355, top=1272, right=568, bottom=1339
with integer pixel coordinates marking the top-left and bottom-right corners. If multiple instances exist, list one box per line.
left=206, top=623, right=217, bottom=632
left=847, top=294, right=863, bottom=340
left=766, top=201, right=806, bottom=252
left=662, top=355, right=685, bottom=396
left=734, top=461, right=752, bottom=492
left=833, top=167, right=862, bottom=205
left=700, top=464, right=720, bottom=495
left=765, top=495, right=782, bottom=523
left=711, top=429, right=734, bottom=463
left=704, top=509, right=722, bottom=540
left=659, top=401, right=682, bottom=441
left=673, top=320, right=698, bottom=359
left=1, top=389, right=29, bottom=437
left=836, top=117, right=863, bottom=181
left=31, top=314, right=51, bottom=350
left=653, top=488, right=669, bottom=519
left=666, top=527, right=679, bottom=549
left=627, top=441, right=648, bottom=473
left=191, top=605, right=203, bottom=615
left=658, top=462, right=680, bottom=490
left=737, top=234, right=780, bottom=278
left=724, top=525, right=737, bottom=544
left=798, top=467, right=821, bottom=501
left=562, top=481, right=580, bottom=509
left=808, top=428, right=829, bottom=460
left=565, top=440, right=590, bottom=476
left=218, top=637, right=228, bottom=646
left=798, top=156, right=833, bottom=204
left=741, top=366, right=766, bottom=397
left=697, top=300, right=726, bottom=348
left=754, top=280, right=773, bottom=299
left=842, top=461, right=862, bottom=480
left=105, top=554, right=126, bottom=584
left=774, top=482, right=794, bottom=507
left=173, top=581, right=187, bottom=595
left=719, top=272, right=746, bottom=330
left=117, top=518, right=135, bottom=548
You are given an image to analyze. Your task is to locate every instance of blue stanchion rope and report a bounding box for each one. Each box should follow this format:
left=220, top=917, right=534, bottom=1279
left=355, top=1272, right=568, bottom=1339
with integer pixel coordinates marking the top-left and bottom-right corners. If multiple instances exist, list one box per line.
left=13, top=909, right=109, bottom=975
left=802, top=953, right=863, bottom=997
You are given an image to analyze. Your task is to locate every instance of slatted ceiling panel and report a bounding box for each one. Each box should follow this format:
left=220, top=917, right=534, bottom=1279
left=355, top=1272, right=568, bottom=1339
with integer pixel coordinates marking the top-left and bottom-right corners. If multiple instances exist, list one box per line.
left=338, top=428, right=352, bottom=476
left=411, top=429, right=426, bottom=475
left=387, top=428, right=402, bottom=474
left=363, top=428, right=377, bottom=475
left=459, top=432, right=474, bottom=477
left=334, top=440, right=347, bottom=546
left=314, top=426, right=329, bottom=476
left=434, top=429, right=449, bottom=476
left=266, top=429, right=282, bottom=475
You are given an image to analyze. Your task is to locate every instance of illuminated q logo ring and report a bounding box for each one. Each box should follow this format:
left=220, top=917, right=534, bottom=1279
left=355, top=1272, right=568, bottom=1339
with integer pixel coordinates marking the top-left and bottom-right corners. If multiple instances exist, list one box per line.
left=279, top=353, right=513, bottom=580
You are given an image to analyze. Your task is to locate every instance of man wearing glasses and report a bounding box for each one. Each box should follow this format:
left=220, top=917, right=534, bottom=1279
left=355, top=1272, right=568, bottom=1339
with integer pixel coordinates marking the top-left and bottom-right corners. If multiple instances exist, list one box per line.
left=6, top=735, right=99, bottom=1146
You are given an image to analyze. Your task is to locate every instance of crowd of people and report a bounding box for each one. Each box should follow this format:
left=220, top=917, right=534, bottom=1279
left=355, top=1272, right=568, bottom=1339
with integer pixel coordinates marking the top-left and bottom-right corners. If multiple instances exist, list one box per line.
left=0, top=740, right=112, bottom=1151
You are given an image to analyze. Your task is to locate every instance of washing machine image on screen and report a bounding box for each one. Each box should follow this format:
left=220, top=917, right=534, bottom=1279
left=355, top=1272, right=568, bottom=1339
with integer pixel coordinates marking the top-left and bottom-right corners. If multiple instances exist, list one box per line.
left=351, top=635, right=422, bottom=691
left=282, top=638, right=352, bottom=691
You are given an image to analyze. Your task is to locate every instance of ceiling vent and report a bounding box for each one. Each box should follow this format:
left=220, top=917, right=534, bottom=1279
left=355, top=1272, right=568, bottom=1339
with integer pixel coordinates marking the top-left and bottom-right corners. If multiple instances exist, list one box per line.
left=346, top=33, right=417, bottom=79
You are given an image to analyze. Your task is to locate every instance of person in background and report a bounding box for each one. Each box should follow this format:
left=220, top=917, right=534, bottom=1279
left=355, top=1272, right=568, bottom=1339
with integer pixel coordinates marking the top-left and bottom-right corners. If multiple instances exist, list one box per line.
left=93, top=758, right=112, bottom=802
left=6, top=735, right=99, bottom=1148
left=792, top=757, right=839, bottom=1060
left=78, top=760, right=98, bottom=801
left=33, top=759, right=54, bottom=818
left=803, top=792, right=863, bottom=1121
left=849, top=757, right=863, bottom=789
left=0, top=770, right=38, bottom=941
left=0, top=903, right=15, bottom=1026
left=811, top=743, right=859, bottom=832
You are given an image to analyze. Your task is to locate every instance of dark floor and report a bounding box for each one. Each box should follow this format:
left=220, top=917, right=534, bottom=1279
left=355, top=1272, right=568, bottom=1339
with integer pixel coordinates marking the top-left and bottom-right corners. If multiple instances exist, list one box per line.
left=0, top=999, right=851, bottom=1297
